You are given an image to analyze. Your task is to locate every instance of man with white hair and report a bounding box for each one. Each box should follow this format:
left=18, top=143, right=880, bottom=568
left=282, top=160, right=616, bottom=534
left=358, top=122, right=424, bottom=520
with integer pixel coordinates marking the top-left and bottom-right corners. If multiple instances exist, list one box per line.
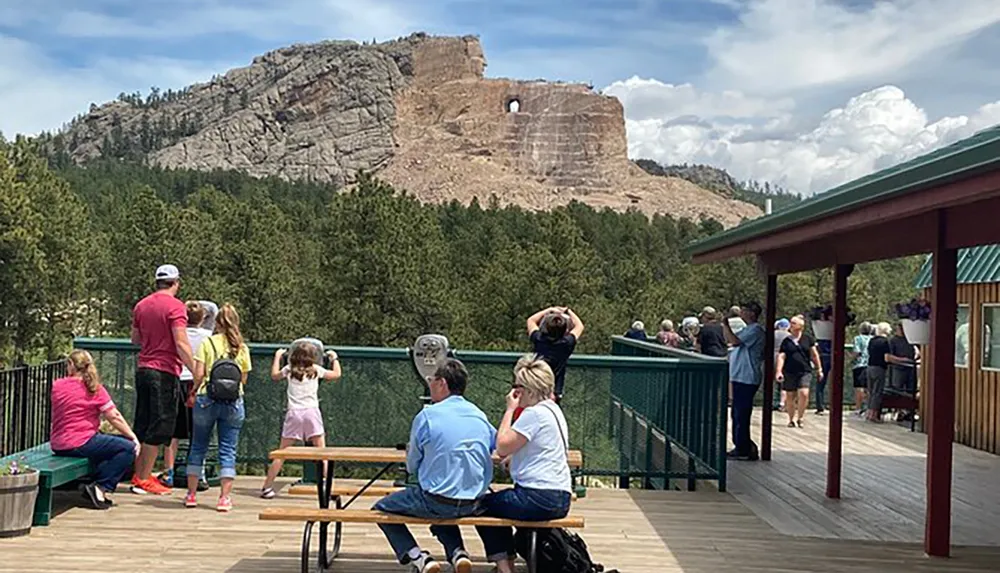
left=865, top=322, right=893, bottom=422
left=624, top=320, right=647, bottom=341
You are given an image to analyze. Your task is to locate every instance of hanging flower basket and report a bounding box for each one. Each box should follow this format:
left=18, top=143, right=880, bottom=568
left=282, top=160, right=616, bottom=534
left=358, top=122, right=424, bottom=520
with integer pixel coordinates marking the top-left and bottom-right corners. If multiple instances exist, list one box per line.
left=0, top=459, right=39, bottom=538
left=806, top=304, right=855, bottom=341
left=901, top=319, right=931, bottom=345
left=811, top=320, right=834, bottom=341
left=894, top=298, right=932, bottom=344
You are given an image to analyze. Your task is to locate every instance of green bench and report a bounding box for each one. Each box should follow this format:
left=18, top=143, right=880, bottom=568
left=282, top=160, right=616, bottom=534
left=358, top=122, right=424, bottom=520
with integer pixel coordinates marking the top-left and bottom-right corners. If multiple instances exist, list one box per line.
left=0, top=443, right=94, bottom=526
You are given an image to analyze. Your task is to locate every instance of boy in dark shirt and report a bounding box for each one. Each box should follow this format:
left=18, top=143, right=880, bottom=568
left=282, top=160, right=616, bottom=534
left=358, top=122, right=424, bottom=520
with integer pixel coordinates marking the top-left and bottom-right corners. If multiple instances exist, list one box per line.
left=526, top=306, right=585, bottom=404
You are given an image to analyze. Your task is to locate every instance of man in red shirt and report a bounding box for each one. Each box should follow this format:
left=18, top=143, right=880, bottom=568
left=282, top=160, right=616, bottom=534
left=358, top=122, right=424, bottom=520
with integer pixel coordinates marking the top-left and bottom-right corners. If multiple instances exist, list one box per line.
left=129, top=264, right=196, bottom=495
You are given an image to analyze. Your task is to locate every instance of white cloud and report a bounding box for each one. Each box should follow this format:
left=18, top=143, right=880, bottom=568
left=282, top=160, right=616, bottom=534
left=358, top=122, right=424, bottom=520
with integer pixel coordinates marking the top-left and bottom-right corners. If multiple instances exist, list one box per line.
left=703, top=0, right=1000, bottom=94
left=607, top=78, right=1000, bottom=195
left=0, top=35, right=229, bottom=136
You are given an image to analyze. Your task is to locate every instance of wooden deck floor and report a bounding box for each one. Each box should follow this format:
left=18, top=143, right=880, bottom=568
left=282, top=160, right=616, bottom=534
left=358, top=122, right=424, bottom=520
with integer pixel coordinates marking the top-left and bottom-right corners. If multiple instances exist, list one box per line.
left=4, top=476, right=1000, bottom=572
left=728, top=408, right=1000, bottom=547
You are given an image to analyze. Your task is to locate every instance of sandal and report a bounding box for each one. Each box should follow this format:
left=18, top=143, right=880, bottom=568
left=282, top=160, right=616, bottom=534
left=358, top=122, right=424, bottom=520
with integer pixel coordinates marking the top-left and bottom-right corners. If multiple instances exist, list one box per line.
left=787, top=422, right=796, bottom=428
left=260, top=487, right=276, bottom=499
left=796, top=420, right=804, bottom=428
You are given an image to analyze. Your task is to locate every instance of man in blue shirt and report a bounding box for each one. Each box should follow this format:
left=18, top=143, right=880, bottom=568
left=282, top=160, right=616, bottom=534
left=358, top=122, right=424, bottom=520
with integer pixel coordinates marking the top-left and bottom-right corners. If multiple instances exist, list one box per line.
left=374, top=359, right=497, bottom=573
left=723, top=301, right=765, bottom=461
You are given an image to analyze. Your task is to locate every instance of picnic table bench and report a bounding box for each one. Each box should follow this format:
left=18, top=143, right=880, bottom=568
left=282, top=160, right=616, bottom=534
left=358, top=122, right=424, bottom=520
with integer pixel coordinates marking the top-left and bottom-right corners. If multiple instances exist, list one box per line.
left=0, top=443, right=94, bottom=526
left=259, top=507, right=584, bottom=573
left=264, top=446, right=585, bottom=573
left=286, top=481, right=579, bottom=505
left=882, top=388, right=918, bottom=431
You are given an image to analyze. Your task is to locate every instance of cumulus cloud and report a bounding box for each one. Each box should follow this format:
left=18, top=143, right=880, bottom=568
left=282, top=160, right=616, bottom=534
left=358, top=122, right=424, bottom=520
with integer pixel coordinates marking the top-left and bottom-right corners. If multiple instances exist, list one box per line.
left=605, top=77, right=1000, bottom=195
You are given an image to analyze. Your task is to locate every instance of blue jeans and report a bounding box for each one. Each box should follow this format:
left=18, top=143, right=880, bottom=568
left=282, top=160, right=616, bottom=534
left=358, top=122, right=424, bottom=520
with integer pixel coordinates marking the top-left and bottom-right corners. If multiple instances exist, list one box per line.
left=475, top=486, right=571, bottom=561
left=54, top=433, right=136, bottom=492
left=187, top=395, right=244, bottom=479
left=731, top=382, right=759, bottom=456
left=373, top=487, right=480, bottom=563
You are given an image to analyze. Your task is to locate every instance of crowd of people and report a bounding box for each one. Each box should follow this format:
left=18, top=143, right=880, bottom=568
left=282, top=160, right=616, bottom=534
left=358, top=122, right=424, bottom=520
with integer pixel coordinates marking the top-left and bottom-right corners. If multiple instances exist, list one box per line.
left=46, top=265, right=586, bottom=573
left=623, top=305, right=767, bottom=460
left=626, top=303, right=921, bottom=459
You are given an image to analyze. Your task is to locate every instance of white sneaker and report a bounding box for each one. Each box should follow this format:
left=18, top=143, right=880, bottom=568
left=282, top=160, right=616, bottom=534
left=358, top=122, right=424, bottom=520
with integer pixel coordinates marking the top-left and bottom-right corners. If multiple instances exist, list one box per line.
left=410, top=552, right=441, bottom=573
left=451, top=550, right=473, bottom=573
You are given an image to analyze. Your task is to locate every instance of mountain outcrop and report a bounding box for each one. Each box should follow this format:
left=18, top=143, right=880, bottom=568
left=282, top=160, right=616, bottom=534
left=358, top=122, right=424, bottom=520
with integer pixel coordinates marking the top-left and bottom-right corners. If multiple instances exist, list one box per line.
left=56, top=33, right=760, bottom=226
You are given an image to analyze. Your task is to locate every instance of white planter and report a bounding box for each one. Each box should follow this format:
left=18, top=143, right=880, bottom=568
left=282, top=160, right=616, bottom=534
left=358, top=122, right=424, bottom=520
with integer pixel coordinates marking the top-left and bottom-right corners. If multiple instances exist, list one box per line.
left=902, top=319, right=931, bottom=345
left=811, top=320, right=834, bottom=341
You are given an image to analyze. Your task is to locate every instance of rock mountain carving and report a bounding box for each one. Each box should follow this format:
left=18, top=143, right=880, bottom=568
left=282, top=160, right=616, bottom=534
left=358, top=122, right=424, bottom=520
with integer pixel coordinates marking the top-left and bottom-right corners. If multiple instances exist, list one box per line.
left=60, top=33, right=760, bottom=226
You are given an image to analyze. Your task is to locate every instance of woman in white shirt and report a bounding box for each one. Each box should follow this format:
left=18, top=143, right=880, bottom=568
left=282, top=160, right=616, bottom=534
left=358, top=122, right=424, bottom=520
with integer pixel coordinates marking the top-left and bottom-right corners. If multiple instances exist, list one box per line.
left=476, top=355, right=572, bottom=573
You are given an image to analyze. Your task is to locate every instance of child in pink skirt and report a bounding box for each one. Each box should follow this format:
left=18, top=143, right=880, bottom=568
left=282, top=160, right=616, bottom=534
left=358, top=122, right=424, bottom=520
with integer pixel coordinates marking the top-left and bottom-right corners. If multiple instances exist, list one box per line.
left=260, top=341, right=341, bottom=498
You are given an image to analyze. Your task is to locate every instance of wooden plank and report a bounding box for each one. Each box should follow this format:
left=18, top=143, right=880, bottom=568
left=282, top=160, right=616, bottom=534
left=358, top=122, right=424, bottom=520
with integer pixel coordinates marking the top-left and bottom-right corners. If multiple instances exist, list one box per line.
left=270, top=446, right=584, bottom=468
left=258, top=507, right=586, bottom=528
left=4, top=476, right=1000, bottom=572
left=287, top=484, right=401, bottom=497
left=286, top=483, right=579, bottom=501
left=729, top=408, right=1000, bottom=548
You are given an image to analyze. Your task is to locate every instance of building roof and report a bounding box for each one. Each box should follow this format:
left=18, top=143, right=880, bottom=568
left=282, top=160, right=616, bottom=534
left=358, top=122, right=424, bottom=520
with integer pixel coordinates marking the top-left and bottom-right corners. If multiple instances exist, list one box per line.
left=915, top=244, right=1000, bottom=289
left=688, top=124, right=1000, bottom=258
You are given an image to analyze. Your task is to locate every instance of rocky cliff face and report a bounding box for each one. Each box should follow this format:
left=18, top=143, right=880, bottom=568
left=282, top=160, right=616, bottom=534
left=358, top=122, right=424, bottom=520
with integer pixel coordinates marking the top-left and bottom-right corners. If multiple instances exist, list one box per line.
left=57, top=33, right=760, bottom=226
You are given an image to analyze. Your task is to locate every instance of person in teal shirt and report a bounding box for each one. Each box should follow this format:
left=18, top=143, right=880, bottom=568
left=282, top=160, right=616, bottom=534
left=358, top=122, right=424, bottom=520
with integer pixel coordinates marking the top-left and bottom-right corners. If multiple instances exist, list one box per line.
left=851, top=322, right=873, bottom=414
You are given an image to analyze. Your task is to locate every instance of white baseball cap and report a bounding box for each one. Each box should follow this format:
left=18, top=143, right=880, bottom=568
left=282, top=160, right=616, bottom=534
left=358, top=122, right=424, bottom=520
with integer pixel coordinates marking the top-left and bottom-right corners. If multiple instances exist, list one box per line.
left=155, top=264, right=180, bottom=281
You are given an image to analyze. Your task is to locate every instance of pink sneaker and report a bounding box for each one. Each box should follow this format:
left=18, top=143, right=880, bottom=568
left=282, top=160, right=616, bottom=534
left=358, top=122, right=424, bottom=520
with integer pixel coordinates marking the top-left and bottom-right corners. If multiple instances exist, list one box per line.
left=184, top=492, right=197, bottom=508
left=216, top=496, right=233, bottom=512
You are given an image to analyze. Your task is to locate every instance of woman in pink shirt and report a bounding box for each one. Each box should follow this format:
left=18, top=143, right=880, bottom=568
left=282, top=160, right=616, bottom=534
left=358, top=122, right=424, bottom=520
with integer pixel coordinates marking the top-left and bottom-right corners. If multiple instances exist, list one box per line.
left=51, top=350, right=140, bottom=510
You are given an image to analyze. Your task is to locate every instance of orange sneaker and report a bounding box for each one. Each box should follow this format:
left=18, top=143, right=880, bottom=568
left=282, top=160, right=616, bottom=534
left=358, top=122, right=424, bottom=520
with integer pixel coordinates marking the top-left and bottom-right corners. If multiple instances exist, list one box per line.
left=130, top=476, right=172, bottom=496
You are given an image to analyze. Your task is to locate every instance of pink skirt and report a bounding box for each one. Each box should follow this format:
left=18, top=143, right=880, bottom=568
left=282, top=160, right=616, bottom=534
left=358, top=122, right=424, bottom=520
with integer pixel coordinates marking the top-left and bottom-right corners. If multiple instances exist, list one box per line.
left=281, top=407, right=325, bottom=440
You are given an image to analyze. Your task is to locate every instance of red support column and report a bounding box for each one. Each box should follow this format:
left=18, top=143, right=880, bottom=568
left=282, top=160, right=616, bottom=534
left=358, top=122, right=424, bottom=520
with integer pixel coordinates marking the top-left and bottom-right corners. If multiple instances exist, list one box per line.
left=926, top=216, right=957, bottom=557
left=762, top=274, right=777, bottom=461
left=826, top=264, right=852, bottom=498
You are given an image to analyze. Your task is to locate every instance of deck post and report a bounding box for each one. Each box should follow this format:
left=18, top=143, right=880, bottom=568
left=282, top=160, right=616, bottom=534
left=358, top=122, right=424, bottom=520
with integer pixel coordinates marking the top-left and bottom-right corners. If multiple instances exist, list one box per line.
left=926, top=213, right=957, bottom=557
left=826, top=264, right=852, bottom=498
left=761, top=273, right=777, bottom=461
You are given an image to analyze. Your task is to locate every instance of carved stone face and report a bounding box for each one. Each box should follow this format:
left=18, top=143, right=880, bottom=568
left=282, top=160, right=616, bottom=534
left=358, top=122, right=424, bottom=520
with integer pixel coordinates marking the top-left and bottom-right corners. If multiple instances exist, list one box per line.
left=464, top=37, right=487, bottom=76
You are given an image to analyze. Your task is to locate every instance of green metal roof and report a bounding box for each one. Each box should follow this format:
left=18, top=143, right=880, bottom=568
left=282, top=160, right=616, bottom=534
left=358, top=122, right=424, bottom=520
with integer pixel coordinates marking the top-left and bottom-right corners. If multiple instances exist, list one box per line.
left=688, top=124, right=1000, bottom=257
left=914, top=244, right=1000, bottom=289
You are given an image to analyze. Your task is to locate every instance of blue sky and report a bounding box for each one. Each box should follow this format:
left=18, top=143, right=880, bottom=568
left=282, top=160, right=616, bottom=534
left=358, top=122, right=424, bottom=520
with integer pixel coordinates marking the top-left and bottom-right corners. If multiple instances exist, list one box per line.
left=2, top=0, right=1000, bottom=194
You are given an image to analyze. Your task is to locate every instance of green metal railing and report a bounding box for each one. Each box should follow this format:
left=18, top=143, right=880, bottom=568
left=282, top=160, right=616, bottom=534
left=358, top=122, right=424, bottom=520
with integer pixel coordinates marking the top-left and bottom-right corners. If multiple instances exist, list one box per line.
left=74, top=337, right=728, bottom=490
left=610, top=336, right=728, bottom=491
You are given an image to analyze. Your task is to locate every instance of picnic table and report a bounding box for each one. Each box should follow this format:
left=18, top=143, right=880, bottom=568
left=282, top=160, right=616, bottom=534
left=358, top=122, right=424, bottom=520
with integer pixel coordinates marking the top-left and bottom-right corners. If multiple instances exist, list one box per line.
left=267, top=445, right=584, bottom=569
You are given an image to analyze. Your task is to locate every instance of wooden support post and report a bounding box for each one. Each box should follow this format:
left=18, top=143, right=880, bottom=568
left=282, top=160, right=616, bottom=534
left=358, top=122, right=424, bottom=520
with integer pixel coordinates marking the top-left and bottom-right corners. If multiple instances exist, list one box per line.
left=762, top=273, right=777, bottom=461
left=926, top=214, right=957, bottom=557
left=826, top=264, right=852, bottom=498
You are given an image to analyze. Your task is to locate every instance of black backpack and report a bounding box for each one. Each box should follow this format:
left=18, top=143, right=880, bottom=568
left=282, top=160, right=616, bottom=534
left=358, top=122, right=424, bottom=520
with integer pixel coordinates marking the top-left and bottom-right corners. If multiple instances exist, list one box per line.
left=206, top=337, right=242, bottom=402
left=514, top=528, right=616, bottom=573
